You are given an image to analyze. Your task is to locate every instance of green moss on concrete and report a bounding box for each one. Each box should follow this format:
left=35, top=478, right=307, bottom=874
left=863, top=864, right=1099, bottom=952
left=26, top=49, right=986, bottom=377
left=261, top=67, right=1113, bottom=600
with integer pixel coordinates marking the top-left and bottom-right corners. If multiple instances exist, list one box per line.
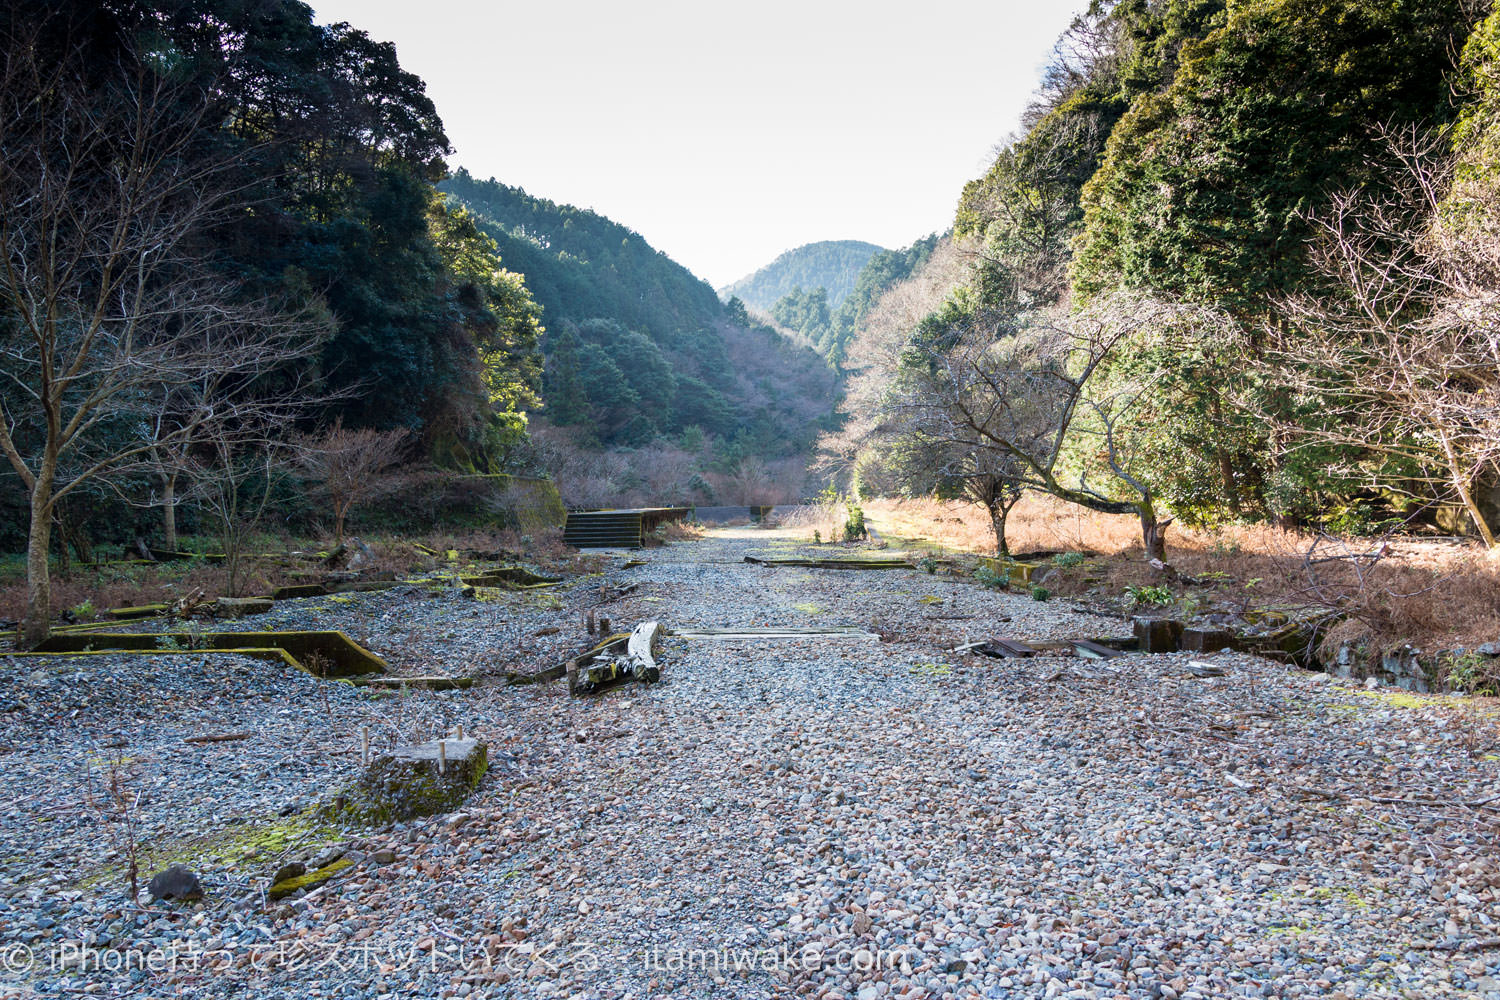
left=34, top=630, right=386, bottom=676
left=268, top=858, right=353, bottom=899
left=324, top=742, right=488, bottom=825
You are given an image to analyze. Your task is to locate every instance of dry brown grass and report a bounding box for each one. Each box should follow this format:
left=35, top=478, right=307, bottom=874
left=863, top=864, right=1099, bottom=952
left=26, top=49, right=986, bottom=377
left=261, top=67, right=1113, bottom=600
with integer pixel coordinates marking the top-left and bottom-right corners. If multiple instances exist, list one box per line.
left=0, top=527, right=586, bottom=627
left=866, top=495, right=1500, bottom=654
left=0, top=559, right=301, bottom=625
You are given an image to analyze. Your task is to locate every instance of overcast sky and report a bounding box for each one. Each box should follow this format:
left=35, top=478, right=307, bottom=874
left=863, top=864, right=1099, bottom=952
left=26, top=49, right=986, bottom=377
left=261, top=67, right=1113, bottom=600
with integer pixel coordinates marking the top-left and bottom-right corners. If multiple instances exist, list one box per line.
left=309, top=1, right=1086, bottom=288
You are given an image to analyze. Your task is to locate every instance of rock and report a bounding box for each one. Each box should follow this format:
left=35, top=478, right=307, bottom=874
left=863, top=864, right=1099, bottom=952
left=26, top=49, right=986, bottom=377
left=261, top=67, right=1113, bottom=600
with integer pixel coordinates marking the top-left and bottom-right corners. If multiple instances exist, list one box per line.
left=215, top=596, right=273, bottom=618
left=1186, top=660, right=1227, bottom=678
left=1476, top=642, right=1500, bottom=657
left=267, top=858, right=353, bottom=900
left=148, top=865, right=203, bottom=902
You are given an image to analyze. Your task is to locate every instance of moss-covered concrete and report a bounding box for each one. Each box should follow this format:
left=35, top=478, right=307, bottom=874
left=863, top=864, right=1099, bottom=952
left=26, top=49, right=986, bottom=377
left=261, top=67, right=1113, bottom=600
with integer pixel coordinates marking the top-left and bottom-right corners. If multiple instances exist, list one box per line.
left=11, top=647, right=303, bottom=670
left=33, top=630, right=386, bottom=676
left=267, top=857, right=353, bottom=899
left=325, top=738, right=487, bottom=825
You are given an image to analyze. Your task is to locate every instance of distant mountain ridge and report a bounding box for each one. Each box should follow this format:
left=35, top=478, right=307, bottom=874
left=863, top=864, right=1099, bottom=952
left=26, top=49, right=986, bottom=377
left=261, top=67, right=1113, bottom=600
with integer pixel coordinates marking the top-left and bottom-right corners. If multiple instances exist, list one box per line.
left=720, top=240, right=885, bottom=312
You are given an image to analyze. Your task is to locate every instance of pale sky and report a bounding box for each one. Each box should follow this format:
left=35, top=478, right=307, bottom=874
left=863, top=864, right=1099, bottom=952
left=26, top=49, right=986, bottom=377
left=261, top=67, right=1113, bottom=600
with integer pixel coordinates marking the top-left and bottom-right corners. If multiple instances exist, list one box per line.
left=310, top=1, right=1087, bottom=288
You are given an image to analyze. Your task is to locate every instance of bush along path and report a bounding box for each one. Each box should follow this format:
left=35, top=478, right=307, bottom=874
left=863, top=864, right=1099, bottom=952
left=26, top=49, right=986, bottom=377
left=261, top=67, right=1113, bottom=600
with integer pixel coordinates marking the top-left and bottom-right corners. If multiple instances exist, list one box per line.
left=0, top=522, right=1497, bottom=999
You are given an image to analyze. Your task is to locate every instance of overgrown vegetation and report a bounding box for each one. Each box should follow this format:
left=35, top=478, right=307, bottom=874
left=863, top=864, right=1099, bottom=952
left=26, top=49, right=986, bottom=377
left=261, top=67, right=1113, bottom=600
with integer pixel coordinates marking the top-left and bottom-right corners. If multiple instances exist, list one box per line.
left=828, top=0, right=1500, bottom=552
left=813, top=0, right=1500, bottom=665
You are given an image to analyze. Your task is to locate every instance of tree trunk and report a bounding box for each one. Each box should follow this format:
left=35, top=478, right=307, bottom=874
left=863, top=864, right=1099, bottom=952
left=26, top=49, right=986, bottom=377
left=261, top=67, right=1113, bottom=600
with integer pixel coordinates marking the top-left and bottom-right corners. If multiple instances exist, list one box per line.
left=162, top=474, right=178, bottom=550
left=51, top=511, right=71, bottom=579
left=1453, top=477, right=1496, bottom=548
left=22, top=479, right=54, bottom=649
left=1139, top=503, right=1171, bottom=564
left=986, top=499, right=1011, bottom=558
left=1438, top=429, right=1496, bottom=548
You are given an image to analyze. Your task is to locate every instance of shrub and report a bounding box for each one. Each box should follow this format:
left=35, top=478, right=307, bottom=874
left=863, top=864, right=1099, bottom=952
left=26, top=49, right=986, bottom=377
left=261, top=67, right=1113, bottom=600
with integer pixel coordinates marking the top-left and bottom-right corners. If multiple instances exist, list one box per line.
left=975, top=564, right=1010, bottom=590
left=1125, top=583, right=1175, bottom=605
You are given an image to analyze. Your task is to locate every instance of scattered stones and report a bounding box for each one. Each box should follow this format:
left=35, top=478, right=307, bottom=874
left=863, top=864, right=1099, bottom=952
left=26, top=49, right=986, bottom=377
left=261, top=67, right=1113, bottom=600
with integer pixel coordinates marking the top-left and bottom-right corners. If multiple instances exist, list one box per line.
left=1, top=524, right=1494, bottom=1000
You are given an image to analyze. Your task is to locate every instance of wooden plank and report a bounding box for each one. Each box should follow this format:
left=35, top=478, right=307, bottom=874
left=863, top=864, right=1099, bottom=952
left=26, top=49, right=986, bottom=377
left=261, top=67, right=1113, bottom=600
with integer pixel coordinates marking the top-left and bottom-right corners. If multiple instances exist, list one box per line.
left=674, top=627, right=880, bottom=641
left=743, top=556, right=911, bottom=570
left=976, top=639, right=1038, bottom=658
left=1072, top=639, right=1126, bottom=659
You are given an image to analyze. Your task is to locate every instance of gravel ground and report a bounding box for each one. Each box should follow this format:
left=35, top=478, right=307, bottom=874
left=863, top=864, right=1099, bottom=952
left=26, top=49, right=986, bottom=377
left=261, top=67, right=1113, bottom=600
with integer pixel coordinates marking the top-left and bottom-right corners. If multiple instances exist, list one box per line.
left=1, top=524, right=1498, bottom=1000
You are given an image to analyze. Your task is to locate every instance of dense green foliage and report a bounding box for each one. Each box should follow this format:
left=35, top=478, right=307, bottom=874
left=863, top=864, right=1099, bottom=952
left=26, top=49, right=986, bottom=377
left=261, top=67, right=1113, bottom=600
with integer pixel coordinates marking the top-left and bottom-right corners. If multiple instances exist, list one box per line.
left=1, top=0, right=544, bottom=474
left=442, top=173, right=839, bottom=457
left=771, top=236, right=941, bottom=367
left=721, top=240, right=885, bottom=312
left=844, top=0, right=1499, bottom=547
left=442, top=170, right=723, bottom=338
left=1072, top=0, right=1471, bottom=311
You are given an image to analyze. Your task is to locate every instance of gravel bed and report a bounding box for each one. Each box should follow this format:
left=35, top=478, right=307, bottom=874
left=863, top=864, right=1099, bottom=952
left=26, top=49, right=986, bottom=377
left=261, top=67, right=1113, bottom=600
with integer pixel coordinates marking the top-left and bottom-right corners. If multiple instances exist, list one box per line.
left=1, top=526, right=1497, bottom=999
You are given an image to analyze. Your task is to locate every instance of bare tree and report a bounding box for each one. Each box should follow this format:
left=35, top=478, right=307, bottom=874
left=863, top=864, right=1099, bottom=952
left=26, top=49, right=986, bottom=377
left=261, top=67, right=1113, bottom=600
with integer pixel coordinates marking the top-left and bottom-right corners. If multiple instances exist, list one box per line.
left=892, top=297, right=1184, bottom=564
left=187, top=422, right=282, bottom=598
left=1269, top=126, right=1500, bottom=546
left=0, top=30, right=331, bottom=647
left=293, top=420, right=411, bottom=546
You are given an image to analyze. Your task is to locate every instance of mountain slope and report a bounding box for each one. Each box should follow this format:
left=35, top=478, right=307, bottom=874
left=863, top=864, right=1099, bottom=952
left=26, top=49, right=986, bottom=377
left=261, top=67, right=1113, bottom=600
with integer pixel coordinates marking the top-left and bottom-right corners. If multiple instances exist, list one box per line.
left=442, top=169, right=722, bottom=337
left=440, top=171, right=839, bottom=460
left=771, top=235, right=943, bottom=366
left=720, top=240, right=885, bottom=311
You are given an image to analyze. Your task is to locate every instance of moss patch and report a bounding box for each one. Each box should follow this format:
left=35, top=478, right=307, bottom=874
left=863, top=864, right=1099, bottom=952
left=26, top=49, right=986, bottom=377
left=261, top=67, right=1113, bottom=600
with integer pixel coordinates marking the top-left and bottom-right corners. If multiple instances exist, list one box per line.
left=1353, top=688, right=1440, bottom=710
left=325, top=741, right=488, bottom=825
left=77, top=809, right=339, bottom=893
left=268, top=858, right=353, bottom=900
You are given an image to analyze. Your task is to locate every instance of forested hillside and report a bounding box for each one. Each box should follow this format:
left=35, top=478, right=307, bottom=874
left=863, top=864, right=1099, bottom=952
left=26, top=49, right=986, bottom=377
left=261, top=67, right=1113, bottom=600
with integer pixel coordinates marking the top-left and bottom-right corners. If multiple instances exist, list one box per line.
left=720, top=240, right=884, bottom=312
left=830, top=0, right=1500, bottom=557
left=771, top=235, right=942, bottom=368
left=442, top=172, right=840, bottom=495
left=441, top=170, right=722, bottom=338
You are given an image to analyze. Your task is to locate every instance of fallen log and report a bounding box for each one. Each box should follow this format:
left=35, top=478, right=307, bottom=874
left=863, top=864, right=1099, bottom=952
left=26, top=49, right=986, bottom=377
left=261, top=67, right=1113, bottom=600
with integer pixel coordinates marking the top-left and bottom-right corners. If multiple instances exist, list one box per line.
left=507, top=633, right=629, bottom=685
left=184, top=731, right=252, bottom=744
left=570, top=621, right=664, bottom=695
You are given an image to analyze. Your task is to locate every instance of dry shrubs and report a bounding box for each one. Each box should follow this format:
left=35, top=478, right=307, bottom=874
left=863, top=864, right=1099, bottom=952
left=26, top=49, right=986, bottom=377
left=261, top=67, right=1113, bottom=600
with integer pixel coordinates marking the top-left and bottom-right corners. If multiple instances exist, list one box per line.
left=865, top=495, right=1500, bottom=653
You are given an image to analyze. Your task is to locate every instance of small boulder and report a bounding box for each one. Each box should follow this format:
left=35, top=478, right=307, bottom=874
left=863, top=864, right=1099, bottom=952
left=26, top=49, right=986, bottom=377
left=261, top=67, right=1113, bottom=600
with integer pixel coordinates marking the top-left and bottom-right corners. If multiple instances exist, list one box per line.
left=148, top=864, right=203, bottom=902
left=1186, top=660, right=1228, bottom=678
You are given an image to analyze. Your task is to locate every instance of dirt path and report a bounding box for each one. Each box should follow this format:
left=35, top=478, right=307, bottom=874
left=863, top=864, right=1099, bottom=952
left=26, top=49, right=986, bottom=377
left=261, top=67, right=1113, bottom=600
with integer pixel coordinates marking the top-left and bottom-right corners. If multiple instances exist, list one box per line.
left=3, top=525, right=1498, bottom=999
